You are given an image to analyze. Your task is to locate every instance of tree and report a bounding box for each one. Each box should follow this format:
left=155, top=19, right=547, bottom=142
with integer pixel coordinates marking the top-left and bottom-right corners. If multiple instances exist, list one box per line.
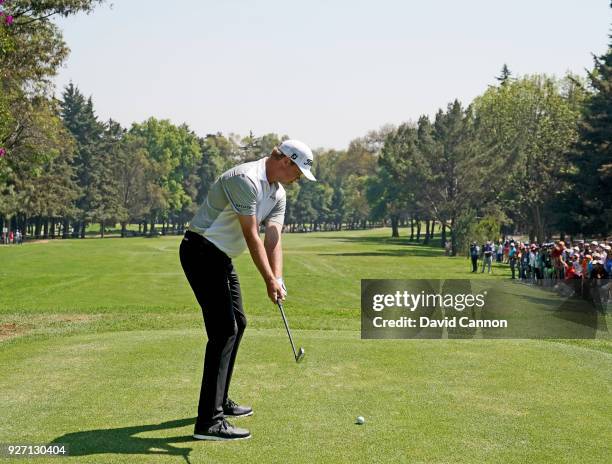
left=239, top=132, right=283, bottom=162
left=370, top=123, right=423, bottom=237
left=112, top=133, right=155, bottom=236
left=343, top=175, right=369, bottom=229
left=1, top=96, right=77, bottom=235
left=60, top=84, right=104, bottom=237
left=129, top=118, right=201, bottom=234
left=473, top=75, right=583, bottom=242
left=495, top=64, right=513, bottom=85
left=89, top=119, right=127, bottom=237
left=1, top=1, right=104, bottom=157
left=21, top=139, right=80, bottom=239
left=565, top=34, right=612, bottom=235
left=425, top=101, right=485, bottom=255
left=0, top=2, right=104, bottom=238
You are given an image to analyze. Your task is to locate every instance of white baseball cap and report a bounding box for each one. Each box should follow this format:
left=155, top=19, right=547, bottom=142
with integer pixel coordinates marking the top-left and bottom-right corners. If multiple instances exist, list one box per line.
left=278, top=139, right=316, bottom=181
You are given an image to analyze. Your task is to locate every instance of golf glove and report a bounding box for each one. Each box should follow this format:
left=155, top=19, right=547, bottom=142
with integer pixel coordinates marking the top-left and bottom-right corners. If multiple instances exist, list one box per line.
left=276, top=277, right=287, bottom=297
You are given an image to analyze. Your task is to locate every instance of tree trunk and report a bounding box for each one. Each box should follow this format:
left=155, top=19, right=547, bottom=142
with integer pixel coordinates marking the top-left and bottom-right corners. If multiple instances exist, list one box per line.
left=34, top=217, right=42, bottom=239
left=450, top=217, right=457, bottom=256
left=441, top=222, right=447, bottom=248
left=532, top=205, right=544, bottom=244
left=410, top=217, right=414, bottom=241
left=100, top=220, right=105, bottom=239
left=121, top=222, right=127, bottom=238
left=424, top=219, right=431, bottom=244
left=416, top=218, right=422, bottom=242
left=391, top=215, right=399, bottom=238
left=62, top=219, right=70, bottom=239
left=43, top=220, right=49, bottom=239
left=50, top=218, right=56, bottom=239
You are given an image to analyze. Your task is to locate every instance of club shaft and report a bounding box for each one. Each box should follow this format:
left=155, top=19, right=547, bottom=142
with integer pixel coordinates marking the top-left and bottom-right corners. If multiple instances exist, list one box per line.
left=277, top=300, right=298, bottom=359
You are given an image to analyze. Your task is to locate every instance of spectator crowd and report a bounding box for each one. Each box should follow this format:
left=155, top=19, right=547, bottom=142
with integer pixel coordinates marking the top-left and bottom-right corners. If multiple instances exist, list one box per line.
left=470, top=238, right=611, bottom=310
left=470, top=239, right=612, bottom=312
left=470, top=238, right=611, bottom=280
left=470, top=239, right=612, bottom=283
left=1, top=227, right=23, bottom=245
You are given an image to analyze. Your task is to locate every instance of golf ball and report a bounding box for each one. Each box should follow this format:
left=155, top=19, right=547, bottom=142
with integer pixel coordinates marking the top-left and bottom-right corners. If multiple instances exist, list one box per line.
left=356, top=416, right=365, bottom=425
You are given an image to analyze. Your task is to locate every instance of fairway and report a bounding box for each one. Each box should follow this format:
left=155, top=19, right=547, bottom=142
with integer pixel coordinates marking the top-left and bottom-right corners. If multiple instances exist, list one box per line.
left=1, top=229, right=610, bottom=463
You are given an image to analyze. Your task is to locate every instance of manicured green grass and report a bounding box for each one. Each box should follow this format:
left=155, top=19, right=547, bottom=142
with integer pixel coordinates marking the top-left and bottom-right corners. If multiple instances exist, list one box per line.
left=0, top=228, right=610, bottom=463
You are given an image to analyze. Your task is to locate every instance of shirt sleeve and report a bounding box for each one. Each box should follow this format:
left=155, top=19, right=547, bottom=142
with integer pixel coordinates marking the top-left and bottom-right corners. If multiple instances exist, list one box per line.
left=264, top=194, right=286, bottom=226
left=221, top=174, right=257, bottom=216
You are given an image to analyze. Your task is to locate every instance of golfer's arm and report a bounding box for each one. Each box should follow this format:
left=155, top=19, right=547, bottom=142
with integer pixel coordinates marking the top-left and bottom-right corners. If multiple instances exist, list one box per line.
left=264, top=222, right=283, bottom=278
left=238, top=215, right=275, bottom=284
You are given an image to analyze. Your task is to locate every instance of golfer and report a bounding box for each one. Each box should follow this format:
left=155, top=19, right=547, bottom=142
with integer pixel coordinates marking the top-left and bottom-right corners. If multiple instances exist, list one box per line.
left=179, top=140, right=316, bottom=440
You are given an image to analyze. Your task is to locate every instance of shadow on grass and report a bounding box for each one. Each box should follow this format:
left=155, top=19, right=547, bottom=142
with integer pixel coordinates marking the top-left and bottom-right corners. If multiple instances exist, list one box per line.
left=50, top=417, right=199, bottom=463
left=317, top=234, right=443, bottom=246
left=319, top=248, right=443, bottom=257
left=315, top=234, right=446, bottom=257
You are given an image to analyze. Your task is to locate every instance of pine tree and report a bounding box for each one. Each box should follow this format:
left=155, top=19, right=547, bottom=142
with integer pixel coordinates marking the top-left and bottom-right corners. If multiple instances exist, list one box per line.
left=495, top=64, right=513, bottom=85
left=88, top=119, right=127, bottom=238
left=60, top=84, right=104, bottom=237
left=568, top=34, right=612, bottom=234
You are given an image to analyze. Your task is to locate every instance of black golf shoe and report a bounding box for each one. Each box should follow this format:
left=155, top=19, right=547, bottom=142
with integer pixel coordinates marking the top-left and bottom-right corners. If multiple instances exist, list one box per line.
left=223, top=398, right=253, bottom=417
left=193, top=419, right=251, bottom=441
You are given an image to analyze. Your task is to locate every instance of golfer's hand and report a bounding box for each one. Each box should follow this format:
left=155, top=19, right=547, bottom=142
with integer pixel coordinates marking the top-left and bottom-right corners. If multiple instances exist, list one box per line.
left=276, top=277, right=288, bottom=298
left=266, top=278, right=284, bottom=303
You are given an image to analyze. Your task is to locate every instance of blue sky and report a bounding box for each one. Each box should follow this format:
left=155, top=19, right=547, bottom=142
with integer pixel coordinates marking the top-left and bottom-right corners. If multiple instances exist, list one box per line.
left=54, top=0, right=611, bottom=149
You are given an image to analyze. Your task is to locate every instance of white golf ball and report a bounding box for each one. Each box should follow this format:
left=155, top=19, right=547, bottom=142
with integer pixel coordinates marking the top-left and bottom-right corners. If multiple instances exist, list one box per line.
left=356, top=416, right=365, bottom=425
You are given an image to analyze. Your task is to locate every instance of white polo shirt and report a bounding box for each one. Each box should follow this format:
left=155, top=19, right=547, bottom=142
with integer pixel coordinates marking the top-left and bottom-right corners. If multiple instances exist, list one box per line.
left=188, top=157, right=286, bottom=258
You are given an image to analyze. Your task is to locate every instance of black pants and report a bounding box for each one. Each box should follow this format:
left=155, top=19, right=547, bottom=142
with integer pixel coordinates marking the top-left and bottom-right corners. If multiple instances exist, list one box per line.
left=471, top=256, right=478, bottom=272
left=179, top=231, right=247, bottom=426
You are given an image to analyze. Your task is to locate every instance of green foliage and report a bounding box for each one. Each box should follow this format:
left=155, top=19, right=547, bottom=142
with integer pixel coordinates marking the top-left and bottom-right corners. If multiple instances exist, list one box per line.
left=129, top=118, right=202, bottom=220
left=2, top=97, right=76, bottom=220
left=495, top=63, right=513, bottom=85
left=1, top=0, right=610, bottom=244
left=370, top=123, right=421, bottom=226
left=453, top=209, right=478, bottom=254
left=87, top=119, right=127, bottom=229
left=564, top=36, right=612, bottom=234
left=474, top=215, right=502, bottom=244
left=60, top=84, right=105, bottom=228
left=473, top=74, right=583, bottom=241
left=113, top=132, right=153, bottom=227
left=1, top=1, right=104, bottom=154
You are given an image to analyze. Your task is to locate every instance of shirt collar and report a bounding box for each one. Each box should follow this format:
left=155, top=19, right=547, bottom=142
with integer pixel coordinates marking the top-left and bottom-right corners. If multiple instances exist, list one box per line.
left=258, top=157, right=274, bottom=186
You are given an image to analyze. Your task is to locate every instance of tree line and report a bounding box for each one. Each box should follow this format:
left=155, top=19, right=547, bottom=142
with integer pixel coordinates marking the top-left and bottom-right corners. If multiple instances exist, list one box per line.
left=1, top=1, right=610, bottom=254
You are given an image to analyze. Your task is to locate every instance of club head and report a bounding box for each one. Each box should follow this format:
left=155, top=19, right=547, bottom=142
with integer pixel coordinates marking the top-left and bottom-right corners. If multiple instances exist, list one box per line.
left=296, top=347, right=305, bottom=363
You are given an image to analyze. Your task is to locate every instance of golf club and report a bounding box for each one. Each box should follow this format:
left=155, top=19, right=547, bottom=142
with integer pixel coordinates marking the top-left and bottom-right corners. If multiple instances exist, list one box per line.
left=276, top=298, right=305, bottom=363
